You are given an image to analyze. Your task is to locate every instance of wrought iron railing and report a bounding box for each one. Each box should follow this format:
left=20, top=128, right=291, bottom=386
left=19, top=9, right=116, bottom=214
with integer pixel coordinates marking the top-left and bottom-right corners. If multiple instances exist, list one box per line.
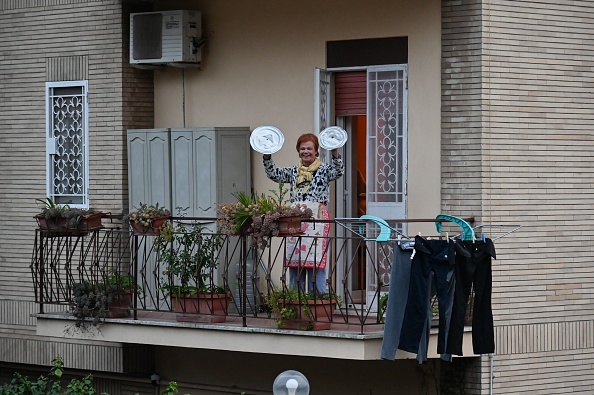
left=30, top=217, right=400, bottom=333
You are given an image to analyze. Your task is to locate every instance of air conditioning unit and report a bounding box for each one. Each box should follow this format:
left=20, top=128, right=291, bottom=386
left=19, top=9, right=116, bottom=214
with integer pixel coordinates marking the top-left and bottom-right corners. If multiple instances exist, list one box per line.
left=130, top=10, right=202, bottom=66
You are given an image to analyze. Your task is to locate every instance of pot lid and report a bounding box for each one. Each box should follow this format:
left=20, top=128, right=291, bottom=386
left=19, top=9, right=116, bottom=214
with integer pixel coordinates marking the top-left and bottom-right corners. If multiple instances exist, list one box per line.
left=250, top=126, right=285, bottom=154
left=319, top=126, right=348, bottom=150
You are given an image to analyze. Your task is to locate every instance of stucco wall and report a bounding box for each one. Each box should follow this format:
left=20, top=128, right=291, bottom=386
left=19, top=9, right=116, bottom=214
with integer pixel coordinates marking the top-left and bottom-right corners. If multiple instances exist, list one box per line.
left=152, top=0, right=442, bottom=230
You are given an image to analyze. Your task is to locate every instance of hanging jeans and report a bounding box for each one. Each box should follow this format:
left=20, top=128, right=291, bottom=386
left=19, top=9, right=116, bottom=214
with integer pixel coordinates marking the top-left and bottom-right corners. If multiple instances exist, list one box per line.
left=446, top=238, right=496, bottom=355
left=398, top=236, right=470, bottom=359
left=380, top=240, right=416, bottom=361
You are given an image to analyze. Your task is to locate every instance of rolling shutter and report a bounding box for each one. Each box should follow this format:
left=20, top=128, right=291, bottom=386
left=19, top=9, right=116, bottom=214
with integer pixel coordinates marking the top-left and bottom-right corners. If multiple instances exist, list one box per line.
left=335, top=71, right=366, bottom=116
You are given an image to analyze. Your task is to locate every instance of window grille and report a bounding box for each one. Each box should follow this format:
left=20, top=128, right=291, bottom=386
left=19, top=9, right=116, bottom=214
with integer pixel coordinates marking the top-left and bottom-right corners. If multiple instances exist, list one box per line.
left=45, top=81, right=89, bottom=207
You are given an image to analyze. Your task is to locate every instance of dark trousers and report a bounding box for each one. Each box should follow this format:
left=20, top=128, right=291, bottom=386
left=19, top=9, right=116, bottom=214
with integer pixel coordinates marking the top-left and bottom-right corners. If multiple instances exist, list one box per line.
left=380, top=241, right=415, bottom=361
left=399, top=237, right=469, bottom=356
left=446, top=239, right=496, bottom=355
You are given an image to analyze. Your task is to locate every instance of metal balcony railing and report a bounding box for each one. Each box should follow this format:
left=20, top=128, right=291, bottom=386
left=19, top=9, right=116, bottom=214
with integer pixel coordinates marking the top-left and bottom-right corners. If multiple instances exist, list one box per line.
left=30, top=217, right=402, bottom=334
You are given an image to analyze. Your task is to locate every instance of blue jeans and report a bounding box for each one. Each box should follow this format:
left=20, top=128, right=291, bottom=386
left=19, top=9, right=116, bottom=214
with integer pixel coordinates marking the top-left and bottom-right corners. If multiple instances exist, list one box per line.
left=289, top=266, right=327, bottom=293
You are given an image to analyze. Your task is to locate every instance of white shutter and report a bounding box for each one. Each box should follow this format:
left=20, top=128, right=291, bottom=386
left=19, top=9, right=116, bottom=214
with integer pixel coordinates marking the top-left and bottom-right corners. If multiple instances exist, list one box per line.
left=314, top=68, right=332, bottom=162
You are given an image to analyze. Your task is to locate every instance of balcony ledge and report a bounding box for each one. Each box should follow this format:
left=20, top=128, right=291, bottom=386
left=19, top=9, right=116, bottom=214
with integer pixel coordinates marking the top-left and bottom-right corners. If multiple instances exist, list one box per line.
left=34, top=313, right=476, bottom=361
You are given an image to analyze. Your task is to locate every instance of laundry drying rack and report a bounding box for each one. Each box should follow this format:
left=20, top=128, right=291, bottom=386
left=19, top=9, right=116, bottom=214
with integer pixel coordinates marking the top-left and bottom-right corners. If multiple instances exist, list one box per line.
left=335, top=214, right=522, bottom=242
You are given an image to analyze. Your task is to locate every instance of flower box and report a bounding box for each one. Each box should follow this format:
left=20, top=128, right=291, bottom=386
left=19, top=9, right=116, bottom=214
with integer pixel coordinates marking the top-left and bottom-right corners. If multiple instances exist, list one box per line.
left=128, top=202, right=171, bottom=236
left=34, top=212, right=103, bottom=237
left=129, top=215, right=169, bottom=236
left=172, top=293, right=229, bottom=323
left=276, top=216, right=305, bottom=237
left=275, top=298, right=337, bottom=330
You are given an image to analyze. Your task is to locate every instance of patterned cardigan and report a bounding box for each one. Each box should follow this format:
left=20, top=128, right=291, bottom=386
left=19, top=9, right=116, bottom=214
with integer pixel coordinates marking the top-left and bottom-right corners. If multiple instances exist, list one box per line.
left=263, top=156, right=344, bottom=205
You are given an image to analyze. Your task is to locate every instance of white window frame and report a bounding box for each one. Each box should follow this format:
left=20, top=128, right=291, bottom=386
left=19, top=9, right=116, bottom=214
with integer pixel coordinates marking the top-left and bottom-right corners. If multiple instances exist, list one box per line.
left=45, top=80, right=89, bottom=208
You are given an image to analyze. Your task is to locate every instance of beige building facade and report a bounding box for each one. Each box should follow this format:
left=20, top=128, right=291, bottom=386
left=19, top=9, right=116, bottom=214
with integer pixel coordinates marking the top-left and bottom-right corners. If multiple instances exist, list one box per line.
left=1, top=0, right=594, bottom=393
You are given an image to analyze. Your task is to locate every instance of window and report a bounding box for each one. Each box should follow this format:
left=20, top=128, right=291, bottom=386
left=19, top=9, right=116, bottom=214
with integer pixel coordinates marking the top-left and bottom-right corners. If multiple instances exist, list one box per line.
left=45, top=81, right=89, bottom=207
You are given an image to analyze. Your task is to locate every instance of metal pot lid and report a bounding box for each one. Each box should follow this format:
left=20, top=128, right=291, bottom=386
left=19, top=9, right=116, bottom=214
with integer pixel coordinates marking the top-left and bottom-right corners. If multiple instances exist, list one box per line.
left=319, top=126, right=348, bottom=150
left=250, top=126, right=285, bottom=154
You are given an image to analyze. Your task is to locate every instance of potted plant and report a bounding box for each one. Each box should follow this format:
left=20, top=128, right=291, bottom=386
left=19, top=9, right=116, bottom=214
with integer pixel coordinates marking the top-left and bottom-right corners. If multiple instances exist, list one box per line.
left=154, top=219, right=228, bottom=323
left=266, top=288, right=341, bottom=330
left=34, top=197, right=103, bottom=236
left=127, top=202, right=171, bottom=235
left=104, top=271, right=141, bottom=318
left=217, top=183, right=313, bottom=249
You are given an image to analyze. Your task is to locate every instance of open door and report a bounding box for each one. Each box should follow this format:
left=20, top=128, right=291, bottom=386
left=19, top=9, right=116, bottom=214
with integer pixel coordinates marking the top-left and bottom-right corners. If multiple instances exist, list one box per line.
left=314, top=65, right=408, bottom=311
left=365, top=65, right=408, bottom=310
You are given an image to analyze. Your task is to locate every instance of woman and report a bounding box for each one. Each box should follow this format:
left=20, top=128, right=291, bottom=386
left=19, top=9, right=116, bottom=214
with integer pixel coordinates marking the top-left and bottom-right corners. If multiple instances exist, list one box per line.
left=263, top=133, right=344, bottom=293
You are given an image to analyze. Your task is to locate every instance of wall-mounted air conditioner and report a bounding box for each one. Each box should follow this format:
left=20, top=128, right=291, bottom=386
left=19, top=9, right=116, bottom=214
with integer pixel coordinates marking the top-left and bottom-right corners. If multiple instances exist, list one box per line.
left=130, top=10, right=203, bottom=66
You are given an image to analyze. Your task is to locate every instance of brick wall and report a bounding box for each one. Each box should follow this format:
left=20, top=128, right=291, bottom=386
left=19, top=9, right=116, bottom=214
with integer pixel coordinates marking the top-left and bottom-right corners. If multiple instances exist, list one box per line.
left=443, top=0, right=594, bottom=393
left=0, top=0, right=153, bottom=372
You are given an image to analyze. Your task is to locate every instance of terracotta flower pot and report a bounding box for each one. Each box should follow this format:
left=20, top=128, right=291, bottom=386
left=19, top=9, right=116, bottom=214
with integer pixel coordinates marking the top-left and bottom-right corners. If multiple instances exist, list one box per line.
left=171, top=293, right=229, bottom=323
left=108, top=289, right=132, bottom=318
left=276, top=216, right=305, bottom=236
left=34, top=212, right=103, bottom=237
left=277, top=299, right=336, bottom=330
left=130, top=215, right=169, bottom=236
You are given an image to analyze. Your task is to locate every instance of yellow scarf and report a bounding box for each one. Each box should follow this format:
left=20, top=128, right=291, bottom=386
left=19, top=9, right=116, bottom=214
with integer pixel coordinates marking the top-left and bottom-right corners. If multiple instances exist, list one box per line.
left=296, top=158, right=322, bottom=194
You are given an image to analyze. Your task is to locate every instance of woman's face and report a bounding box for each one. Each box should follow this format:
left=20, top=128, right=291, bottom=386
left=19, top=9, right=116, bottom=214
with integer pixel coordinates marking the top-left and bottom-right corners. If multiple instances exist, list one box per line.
left=299, top=141, right=317, bottom=166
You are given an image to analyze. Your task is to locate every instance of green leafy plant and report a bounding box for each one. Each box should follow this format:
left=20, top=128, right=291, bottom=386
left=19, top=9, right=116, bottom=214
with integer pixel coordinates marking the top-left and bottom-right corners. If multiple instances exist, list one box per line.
left=217, top=183, right=313, bottom=249
left=378, top=293, right=389, bottom=323
left=0, top=355, right=104, bottom=395
left=160, top=381, right=191, bottom=395
left=105, top=271, right=141, bottom=294
left=102, top=270, right=142, bottom=317
left=155, top=217, right=225, bottom=298
left=0, top=355, right=188, bottom=395
left=266, top=288, right=342, bottom=330
left=35, top=197, right=99, bottom=229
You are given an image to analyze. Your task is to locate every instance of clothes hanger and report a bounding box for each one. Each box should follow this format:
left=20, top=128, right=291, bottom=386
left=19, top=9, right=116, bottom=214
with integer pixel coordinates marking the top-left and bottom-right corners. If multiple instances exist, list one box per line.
left=435, top=214, right=475, bottom=241
left=334, top=215, right=409, bottom=242
left=359, top=215, right=406, bottom=242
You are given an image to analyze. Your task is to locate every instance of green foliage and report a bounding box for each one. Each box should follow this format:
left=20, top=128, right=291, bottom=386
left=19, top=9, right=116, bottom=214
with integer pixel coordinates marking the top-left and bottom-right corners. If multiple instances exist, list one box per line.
left=0, top=356, right=103, bottom=395
left=36, top=197, right=60, bottom=209
left=266, top=288, right=341, bottom=329
left=379, top=293, right=389, bottom=323
left=155, top=217, right=224, bottom=296
left=0, top=356, right=188, bottom=395
left=160, top=381, right=189, bottom=395
left=217, top=183, right=314, bottom=249
left=105, top=271, right=141, bottom=295
left=35, top=197, right=98, bottom=228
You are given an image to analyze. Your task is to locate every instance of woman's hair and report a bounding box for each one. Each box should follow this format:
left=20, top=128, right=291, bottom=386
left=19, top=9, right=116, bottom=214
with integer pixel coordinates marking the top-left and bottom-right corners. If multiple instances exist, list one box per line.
left=296, top=133, right=319, bottom=157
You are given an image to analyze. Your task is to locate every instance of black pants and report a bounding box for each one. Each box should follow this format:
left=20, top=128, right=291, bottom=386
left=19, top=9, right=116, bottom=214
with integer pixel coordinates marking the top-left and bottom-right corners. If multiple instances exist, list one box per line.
left=446, top=239, right=496, bottom=355
left=399, top=236, right=470, bottom=356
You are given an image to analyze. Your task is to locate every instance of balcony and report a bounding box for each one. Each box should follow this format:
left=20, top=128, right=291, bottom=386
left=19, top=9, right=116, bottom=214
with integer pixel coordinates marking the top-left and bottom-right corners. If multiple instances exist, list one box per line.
left=30, top=217, right=475, bottom=360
